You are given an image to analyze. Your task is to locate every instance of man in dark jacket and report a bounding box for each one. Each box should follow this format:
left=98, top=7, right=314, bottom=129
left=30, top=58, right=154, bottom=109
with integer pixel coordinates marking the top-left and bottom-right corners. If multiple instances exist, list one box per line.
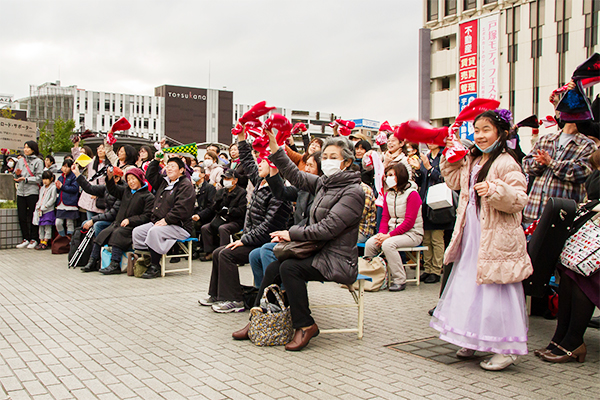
left=132, top=156, right=196, bottom=278
left=190, top=165, right=216, bottom=256
left=72, top=164, right=123, bottom=239
left=199, top=138, right=293, bottom=313
left=82, top=167, right=154, bottom=273
left=199, top=169, right=247, bottom=260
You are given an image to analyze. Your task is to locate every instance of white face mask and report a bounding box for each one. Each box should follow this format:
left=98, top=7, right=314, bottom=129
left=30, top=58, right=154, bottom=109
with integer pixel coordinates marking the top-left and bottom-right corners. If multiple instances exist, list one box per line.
left=223, top=180, right=233, bottom=188
left=385, top=175, right=397, bottom=188
left=191, top=172, right=201, bottom=182
left=7, top=160, right=15, bottom=168
left=204, top=159, right=213, bottom=168
left=321, top=159, right=343, bottom=177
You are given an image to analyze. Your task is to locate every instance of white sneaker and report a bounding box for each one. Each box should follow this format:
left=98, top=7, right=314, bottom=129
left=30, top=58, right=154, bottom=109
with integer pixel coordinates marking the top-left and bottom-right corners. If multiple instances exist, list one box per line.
left=26, top=240, right=38, bottom=249
left=198, top=295, right=218, bottom=306
left=211, top=301, right=245, bottom=313
left=16, top=239, right=29, bottom=249
left=480, top=354, right=520, bottom=371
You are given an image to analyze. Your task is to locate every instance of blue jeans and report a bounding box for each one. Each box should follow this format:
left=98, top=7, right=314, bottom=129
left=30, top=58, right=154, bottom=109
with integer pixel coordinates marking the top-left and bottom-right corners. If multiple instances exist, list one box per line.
left=250, top=242, right=278, bottom=288
left=93, top=221, right=111, bottom=238
left=86, top=211, right=99, bottom=220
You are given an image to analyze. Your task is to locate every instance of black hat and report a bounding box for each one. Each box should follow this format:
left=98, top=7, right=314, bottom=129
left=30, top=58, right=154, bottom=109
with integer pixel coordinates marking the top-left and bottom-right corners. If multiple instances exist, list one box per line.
left=223, top=168, right=238, bottom=179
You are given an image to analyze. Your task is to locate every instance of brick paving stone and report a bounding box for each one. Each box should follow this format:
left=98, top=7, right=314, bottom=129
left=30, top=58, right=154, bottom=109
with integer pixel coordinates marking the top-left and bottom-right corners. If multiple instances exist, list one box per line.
left=0, top=250, right=598, bottom=400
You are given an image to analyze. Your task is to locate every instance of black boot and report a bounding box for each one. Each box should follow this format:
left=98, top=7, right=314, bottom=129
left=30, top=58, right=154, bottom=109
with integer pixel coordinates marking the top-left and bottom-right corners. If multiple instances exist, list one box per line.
left=82, top=258, right=99, bottom=273
left=100, top=260, right=122, bottom=275
left=142, top=264, right=161, bottom=279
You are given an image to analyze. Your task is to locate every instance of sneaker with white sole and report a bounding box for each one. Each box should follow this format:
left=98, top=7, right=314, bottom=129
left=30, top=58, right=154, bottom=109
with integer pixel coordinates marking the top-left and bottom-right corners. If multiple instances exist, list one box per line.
left=480, top=354, right=520, bottom=371
left=211, top=301, right=245, bottom=313
left=26, top=240, right=38, bottom=249
left=16, top=239, right=29, bottom=249
left=198, top=295, right=218, bottom=306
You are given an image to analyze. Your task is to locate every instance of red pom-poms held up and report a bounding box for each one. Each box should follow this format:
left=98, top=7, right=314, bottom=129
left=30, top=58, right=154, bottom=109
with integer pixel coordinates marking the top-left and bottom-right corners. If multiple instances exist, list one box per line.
left=239, top=101, right=276, bottom=125
left=244, top=120, right=264, bottom=139
left=107, top=117, right=131, bottom=145
left=231, top=123, right=244, bottom=136
left=264, top=114, right=293, bottom=146
left=251, top=135, right=271, bottom=159
left=379, top=121, right=393, bottom=133
left=330, top=119, right=355, bottom=136
left=394, top=121, right=448, bottom=147
left=449, top=98, right=501, bottom=131
left=539, top=115, right=558, bottom=128
left=291, top=122, right=308, bottom=135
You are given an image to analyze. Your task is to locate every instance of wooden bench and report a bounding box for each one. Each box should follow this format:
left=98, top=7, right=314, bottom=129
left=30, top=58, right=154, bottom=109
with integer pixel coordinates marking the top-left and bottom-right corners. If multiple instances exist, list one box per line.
left=314, top=273, right=372, bottom=339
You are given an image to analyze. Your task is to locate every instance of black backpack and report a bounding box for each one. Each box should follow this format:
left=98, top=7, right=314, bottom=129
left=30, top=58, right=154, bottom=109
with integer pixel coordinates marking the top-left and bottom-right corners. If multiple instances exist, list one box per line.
left=68, top=228, right=94, bottom=268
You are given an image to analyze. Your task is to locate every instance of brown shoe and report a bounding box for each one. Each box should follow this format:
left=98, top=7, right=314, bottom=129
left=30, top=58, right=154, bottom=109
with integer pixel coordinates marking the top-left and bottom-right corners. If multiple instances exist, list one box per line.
left=285, top=323, right=319, bottom=351
left=540, top=343, right=586, bottom=363
left=534, top=341, right=557, bottom=357
left=232, top=323, right=251, bottom=340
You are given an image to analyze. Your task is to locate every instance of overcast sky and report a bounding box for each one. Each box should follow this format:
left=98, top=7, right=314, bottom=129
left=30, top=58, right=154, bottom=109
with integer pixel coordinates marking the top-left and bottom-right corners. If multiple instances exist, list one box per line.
left=1, top=0, right=423, bottom=123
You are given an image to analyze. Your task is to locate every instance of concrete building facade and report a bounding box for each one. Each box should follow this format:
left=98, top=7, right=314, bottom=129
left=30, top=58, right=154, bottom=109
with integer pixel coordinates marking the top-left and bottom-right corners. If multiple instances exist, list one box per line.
left=421, top=0, right=598, bottom=150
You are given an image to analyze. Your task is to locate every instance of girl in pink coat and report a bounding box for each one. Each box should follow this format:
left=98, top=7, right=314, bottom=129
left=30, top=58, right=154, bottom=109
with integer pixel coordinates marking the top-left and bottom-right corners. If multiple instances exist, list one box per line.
left=430, top=109, right=532, bottom=371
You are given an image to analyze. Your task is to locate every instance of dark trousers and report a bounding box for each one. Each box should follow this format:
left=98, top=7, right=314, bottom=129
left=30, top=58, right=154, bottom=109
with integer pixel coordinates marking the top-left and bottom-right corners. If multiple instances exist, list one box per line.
left=208, top=244, right=255, bottom=302
left=256, top=256, right=325, bottom=329
left=17, top=194, right=39, bottom=242
left=551, top=269, right=596, bottom=350
left=201, top=221, right=243, bottom=254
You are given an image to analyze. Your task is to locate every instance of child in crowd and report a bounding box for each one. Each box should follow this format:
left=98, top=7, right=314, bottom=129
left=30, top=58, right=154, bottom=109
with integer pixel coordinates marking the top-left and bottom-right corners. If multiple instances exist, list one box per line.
left=33, top=170, right=57, bottom=250
left=55, top=159, right=80, bottom=237
left=430, top=109, right=532, bottom=371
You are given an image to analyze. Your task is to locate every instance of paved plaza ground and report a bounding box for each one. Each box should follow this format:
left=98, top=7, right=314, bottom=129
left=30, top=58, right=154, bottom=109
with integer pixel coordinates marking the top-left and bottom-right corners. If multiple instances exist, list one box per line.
left=0, top=248, right=598, bottom=400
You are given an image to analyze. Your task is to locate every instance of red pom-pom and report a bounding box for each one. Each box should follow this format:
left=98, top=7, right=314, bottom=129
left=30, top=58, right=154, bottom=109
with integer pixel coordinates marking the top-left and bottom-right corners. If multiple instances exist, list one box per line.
left=111, top=117, right=131, bottom=132
left=264, top=114, right=293, bottom=146
left=244, top=120, right=263, bottom=138
left=239, top=101, right=276, bottom=125
left=394, top=121, right=448, bottom=147
left=231, top=123, right=244, bottom=136
left=379, top=121, right=393, bottom=132
left=291, top=122, right=308, bottom=135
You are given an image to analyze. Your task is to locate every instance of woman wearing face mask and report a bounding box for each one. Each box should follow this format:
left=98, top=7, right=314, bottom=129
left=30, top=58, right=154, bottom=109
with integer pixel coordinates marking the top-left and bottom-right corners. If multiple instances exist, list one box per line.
left=430, top=109, right=532, bottom=371
left=231, top=134, right=365, bottom=351
left=14, top=141, right=45, bottom=249
left=365, top=163, right=424, bottom=291
left=203, top=151, right=224, bottom=189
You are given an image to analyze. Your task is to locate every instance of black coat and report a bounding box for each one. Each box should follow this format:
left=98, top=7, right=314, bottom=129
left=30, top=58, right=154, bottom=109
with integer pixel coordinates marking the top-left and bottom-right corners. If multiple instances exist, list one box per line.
left=270, top=148, right=365, bottom=285
left=266, top=173, right=314, bottom=227
left=95, top=178, right=154, bottom=250
left=146, top=160, right=196, bottom=234
left=76, top=175, right=122, bottom=224
left=238, top=141, right=293, bottom=247
left=194, top=181, right=217, bottom=224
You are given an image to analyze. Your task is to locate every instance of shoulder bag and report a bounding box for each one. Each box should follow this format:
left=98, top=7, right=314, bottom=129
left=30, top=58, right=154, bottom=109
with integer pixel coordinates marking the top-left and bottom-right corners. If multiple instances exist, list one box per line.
left=248, top=284, right=294, bottom=346
left=559, top=213, right=600, bottom=277
left=273, top=240, right=325, bottom=262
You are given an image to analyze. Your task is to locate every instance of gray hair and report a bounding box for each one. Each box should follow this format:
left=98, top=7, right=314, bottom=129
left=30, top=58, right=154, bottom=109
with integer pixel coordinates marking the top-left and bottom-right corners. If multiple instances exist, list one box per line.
left=322, top=136, right=355, bottom=163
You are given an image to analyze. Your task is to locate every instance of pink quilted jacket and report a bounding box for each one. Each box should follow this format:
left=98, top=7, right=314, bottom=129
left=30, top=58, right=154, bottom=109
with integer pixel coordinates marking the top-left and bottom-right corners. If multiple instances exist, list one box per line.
left=441, top=152, right=533, bottom=285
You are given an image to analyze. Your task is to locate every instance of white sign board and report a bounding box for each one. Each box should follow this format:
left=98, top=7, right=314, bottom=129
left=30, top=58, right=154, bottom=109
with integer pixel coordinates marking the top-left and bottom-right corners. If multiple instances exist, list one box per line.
left=478, top=14, right=499, bottom=100
left=0, top=117, right=37, bottom=150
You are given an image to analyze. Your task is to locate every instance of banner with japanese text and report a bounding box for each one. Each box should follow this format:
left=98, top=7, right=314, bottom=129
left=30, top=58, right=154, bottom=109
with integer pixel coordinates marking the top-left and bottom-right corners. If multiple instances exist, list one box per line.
left=479, top=14, right=499, bottom=100
left=0, top=117, right=37, bottom=151
left=458, top=19, right=478, bottom=141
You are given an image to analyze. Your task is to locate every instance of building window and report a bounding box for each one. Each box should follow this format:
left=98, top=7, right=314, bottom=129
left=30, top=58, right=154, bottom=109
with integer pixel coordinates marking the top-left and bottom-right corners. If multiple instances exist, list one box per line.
left=441, top=36, right=451, bottom=49
left=483, top=0, right=497, bottom=4
left=441, top=76, right=451, bottom=90
left=441, top=118, right=451, bottom=126
left=105, top=101, right=110, bottom=112
left=463, top=0, right=476, bottom=11
left=427, top=0, right=438, bottom=21
left=144, top=120, right=149, bottom=129
left=584, top=0, right=599, bottom=48
left=445, top=0, right=457, bottom=16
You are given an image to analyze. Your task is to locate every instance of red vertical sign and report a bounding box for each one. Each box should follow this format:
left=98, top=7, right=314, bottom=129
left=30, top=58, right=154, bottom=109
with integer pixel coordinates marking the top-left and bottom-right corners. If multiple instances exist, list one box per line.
left=458, top=19, right=478, bottom=140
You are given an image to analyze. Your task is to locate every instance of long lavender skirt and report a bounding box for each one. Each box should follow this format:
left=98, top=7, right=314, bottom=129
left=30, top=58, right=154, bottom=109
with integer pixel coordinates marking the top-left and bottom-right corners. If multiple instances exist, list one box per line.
left=430, top=201, right=529, bottom=355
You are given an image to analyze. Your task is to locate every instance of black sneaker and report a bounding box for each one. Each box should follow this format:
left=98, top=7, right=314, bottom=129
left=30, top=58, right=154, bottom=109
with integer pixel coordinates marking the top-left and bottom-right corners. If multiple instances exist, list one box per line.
left=169, top=257, right=181, bottom=264
left=100, top=261, right=122, bottom=275
left=82, top=258, right=100, bottom=273
left=424, top=274, right=440, bottom=284
left=419, top=272, right=431, bottom=281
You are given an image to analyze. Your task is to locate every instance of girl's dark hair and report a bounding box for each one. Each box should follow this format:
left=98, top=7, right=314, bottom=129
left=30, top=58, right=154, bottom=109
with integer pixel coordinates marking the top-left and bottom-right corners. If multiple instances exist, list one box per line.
left=355, top=140, right=372, bottom=152
left=82, top=146, right=94, bottom=158
left=42, top=170, right=55, bottom=181
left=45, top=154, right=55, bottom=165
left=302, top=138, right=324, bottom=163
left=62, top=158, right=74, bottom=168
left=472, top=110, right=521, bottom=207
left=92, top=145, right=110, bottom=172
left=385, top=162, right=410, bottom=193
left=119, top=145, right=139, bottom=167
left=306, top=151, right=323, bottom=176
left=24, top=140, right=39, bottom=157
left=139, top=145, right=153, bottom=162
left=403, top=142, right=420, bottom=156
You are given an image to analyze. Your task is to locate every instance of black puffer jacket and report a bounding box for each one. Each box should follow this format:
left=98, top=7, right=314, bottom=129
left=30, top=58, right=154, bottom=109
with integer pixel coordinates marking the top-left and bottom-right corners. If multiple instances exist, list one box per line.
left=266, top=173, right=314, bottom=227
left=238, top=141, right=293, bottom=247
left=76, top=175, right=122, bottom=224
left=270, top=147, right=365, bottom=285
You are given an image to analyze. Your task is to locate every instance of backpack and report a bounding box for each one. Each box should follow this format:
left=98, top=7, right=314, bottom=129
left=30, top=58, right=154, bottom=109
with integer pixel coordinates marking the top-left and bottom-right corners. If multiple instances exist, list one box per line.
left=68, top=228, right=94, bottom=268
left=51, top=235, right=71, bottom=255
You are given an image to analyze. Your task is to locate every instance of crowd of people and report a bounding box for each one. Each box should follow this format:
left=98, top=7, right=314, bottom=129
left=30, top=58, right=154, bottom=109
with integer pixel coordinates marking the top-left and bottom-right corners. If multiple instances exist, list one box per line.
left=3, top=79, right=598, bottom=366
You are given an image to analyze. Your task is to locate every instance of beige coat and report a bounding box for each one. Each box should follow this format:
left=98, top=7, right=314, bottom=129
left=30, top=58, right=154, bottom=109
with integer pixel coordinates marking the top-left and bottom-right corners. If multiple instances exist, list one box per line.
left=441, top=152, right=533, bottom=285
